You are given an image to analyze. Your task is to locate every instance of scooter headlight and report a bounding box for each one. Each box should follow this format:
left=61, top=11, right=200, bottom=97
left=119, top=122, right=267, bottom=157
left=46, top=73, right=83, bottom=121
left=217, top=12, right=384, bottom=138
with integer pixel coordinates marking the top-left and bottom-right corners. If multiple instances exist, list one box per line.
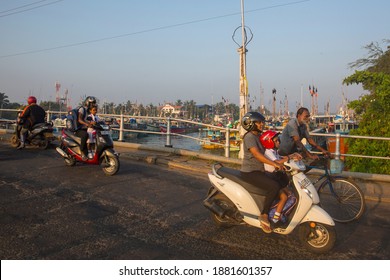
left=98, top=136, right=106, bottom=143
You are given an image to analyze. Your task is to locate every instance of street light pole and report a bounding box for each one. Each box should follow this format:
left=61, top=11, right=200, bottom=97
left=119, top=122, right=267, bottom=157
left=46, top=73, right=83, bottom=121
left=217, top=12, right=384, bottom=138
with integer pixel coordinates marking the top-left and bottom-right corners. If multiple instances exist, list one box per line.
left=238, top=0, right=249, bottom=159
left=238, top=0, right=248, bottom=129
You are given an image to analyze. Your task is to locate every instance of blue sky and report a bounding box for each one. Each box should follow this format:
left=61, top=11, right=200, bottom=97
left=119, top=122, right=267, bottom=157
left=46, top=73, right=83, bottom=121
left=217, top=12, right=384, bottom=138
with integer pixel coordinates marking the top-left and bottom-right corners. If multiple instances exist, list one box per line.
left=1, top=0, right=389, bottom=113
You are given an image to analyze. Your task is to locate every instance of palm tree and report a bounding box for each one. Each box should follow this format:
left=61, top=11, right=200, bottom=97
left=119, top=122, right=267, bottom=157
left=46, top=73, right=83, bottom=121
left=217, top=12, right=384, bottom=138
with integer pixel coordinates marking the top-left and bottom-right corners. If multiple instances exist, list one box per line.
left=175, top=99, right=183, bottom=106
left=0, top=92, right=10, bottom=117
left=0, top=92, right=10, bottom=108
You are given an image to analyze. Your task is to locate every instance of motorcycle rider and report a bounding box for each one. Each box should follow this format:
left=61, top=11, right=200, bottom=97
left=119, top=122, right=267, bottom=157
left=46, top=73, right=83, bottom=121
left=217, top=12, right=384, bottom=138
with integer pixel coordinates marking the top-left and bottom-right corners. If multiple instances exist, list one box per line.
left=76, top=96, right=97, bottom=160
left=17, top=96, right=46, bottom=149
left=240, top=112, right=285, bottom=233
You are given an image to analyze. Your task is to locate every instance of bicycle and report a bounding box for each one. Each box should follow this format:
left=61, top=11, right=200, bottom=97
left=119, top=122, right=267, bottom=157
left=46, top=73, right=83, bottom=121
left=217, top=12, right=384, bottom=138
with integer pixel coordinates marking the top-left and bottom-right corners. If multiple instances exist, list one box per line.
left=305, top=156, right=366, bottom=223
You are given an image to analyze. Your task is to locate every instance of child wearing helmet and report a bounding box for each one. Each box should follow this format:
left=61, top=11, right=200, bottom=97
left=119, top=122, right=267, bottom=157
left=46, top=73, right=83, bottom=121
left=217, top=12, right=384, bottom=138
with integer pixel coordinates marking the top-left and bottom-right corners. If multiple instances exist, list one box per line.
left=260, top=130, right=302, bottom=223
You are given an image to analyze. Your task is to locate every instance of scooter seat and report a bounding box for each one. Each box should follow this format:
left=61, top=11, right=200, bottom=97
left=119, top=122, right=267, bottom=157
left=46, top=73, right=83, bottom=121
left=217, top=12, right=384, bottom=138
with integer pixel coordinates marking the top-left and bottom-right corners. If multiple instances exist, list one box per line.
left=63, top=129, right=81, bottom=144
left=31, top=122, right=46, bottom=129
left=217, top=166, right=269, bottom=196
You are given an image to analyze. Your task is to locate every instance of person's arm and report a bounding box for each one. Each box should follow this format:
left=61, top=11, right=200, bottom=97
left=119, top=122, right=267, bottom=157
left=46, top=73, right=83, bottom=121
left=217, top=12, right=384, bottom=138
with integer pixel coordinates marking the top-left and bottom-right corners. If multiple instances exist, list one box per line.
left=18, top=106, right=30, bottom=124
left=287, top=152, right=303, bottom=161
left=292, top=135, right=317, bottom=159
left=250, top=147, right=284, bottom=170
left=274, top=156, right=289, bottom=165
left=19, top=105, right=30, bottom=118
left=307, top=137, right=331, bottom=156
left=78, top=112, right=92, bottom=128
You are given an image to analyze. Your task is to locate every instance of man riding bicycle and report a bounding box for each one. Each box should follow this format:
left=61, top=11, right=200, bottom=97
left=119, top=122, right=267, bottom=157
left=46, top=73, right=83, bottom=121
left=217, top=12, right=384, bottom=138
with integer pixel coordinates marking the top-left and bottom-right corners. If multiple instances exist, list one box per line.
left=278, top=107, right=331, bottom=161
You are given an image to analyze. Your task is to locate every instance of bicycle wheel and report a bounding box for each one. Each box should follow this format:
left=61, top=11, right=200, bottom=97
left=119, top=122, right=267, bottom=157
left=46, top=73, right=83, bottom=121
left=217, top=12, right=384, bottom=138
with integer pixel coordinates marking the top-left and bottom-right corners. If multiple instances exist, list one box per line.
left=318, top=177, right=365, bottom=223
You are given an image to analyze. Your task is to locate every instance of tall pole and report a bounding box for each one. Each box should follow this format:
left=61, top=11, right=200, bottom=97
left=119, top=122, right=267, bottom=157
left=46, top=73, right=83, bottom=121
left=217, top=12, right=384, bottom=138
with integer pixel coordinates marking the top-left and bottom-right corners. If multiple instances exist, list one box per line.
left=239, top=1, right=248, bottom=116
left=238, top=0, right=248, bottom=158
left=272, top=88, right=276, bottom=119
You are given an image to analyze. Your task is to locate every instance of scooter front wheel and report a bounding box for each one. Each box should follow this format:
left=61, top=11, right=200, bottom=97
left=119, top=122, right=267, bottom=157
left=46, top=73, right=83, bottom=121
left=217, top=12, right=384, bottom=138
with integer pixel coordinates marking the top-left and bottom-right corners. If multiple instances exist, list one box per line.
left=11, top=135, right=20, bottom=148
left=298, top=222, right=336, bottom=254
left=101, top=154, right=120, bottom=176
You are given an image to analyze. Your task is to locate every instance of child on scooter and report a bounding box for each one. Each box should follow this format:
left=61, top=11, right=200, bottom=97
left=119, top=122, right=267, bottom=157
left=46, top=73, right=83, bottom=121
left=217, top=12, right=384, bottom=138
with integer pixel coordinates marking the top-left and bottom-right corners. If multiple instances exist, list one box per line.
left=86, top=105, right=100, bottom=159
left=260, top=130, right=302, bottom=223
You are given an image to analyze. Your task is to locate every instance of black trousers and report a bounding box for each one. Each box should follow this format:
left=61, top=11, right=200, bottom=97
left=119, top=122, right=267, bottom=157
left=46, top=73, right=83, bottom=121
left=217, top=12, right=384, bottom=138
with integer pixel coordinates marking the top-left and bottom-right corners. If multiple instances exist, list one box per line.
left=265, top=171, right=289, bottom=188
left=75, top=129, right=88, bottom=154
left=240, top=171, right=283, bottom=214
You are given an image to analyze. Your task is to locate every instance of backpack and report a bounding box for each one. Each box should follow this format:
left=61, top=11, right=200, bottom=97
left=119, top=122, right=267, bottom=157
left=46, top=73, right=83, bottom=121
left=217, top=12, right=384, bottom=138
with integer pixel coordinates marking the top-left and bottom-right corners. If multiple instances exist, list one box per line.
left=65, top=106, right=86, bottom=132
left=268, top=193, right=297, bottom=223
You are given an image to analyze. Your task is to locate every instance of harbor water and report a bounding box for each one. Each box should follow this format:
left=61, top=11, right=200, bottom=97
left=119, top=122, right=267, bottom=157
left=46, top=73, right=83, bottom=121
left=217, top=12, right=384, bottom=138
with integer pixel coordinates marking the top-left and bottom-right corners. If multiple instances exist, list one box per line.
left=118, top=131, right=240, bottom=158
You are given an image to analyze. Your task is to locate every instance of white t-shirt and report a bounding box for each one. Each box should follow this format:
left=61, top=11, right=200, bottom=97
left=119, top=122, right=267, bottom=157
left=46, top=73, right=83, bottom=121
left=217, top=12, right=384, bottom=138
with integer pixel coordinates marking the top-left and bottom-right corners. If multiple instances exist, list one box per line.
left=87, top=114, right=100, bottom=143
left=264, top=148, right=281, bottom=172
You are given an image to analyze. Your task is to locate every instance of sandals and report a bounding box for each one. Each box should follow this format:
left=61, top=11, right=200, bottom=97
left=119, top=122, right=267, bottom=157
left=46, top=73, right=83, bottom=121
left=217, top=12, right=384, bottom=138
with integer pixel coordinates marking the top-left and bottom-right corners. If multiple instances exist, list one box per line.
left=260, top=218, right=272, bottom=234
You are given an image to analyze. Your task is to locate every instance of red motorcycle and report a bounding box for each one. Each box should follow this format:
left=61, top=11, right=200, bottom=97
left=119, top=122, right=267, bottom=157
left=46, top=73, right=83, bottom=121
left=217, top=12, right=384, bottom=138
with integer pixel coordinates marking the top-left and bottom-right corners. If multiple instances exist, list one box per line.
left=56, top=121, right=120, bottom=176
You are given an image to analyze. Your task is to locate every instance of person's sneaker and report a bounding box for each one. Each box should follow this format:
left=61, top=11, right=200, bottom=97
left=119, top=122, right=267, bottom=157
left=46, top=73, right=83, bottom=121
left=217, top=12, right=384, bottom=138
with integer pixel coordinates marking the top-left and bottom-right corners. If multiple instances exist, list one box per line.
left=17, top=143, right=25, bottom=150
left=81, top=153, right=88, bottom=161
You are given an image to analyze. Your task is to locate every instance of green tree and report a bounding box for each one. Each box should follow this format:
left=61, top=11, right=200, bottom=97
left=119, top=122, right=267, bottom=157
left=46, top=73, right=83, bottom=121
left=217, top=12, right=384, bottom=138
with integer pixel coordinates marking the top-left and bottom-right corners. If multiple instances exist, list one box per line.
left=39, top=101, right=61, bottom=111
left=0, top=92, right=10, bottom=108
left=343, top=40, right=390, bottom=174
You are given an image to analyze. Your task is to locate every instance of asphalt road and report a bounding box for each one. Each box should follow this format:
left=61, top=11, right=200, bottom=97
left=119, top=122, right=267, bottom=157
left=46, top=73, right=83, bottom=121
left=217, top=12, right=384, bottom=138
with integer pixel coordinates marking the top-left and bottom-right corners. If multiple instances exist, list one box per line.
left=0, top=142, right=389, bottom=260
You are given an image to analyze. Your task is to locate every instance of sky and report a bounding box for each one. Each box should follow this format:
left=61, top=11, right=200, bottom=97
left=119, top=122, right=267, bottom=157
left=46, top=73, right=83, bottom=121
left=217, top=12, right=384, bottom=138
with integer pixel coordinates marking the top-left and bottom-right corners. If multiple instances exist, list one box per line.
left=1, top=0, right=389, bottom=113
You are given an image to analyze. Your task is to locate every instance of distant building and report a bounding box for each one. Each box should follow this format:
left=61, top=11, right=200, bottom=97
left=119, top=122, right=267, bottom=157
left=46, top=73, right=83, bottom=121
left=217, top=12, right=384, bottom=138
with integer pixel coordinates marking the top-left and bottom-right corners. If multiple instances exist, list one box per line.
left=159, top=103, right=183, bottom=117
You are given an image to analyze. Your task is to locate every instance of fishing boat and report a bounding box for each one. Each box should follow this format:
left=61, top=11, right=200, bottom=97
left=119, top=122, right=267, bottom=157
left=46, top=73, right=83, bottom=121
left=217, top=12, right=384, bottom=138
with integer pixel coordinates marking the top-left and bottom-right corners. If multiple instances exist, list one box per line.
left=327, top=119, right=359, bottom=135
left=159, top=124, right=186, bottom=134
left=146, top=122, right=162, bottom=132
left=200, top=138, right=224, bottom=149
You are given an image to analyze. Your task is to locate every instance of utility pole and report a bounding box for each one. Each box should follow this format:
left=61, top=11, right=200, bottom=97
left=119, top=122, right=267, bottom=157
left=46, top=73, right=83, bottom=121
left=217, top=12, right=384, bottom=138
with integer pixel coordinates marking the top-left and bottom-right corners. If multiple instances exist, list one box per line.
left=272, top=88, right=277, bottom=119
left=238, top=0, right=248, bottom=129
left=232, top=0, right=253, bottom=159
left=260, top=82, right=264, bottom=115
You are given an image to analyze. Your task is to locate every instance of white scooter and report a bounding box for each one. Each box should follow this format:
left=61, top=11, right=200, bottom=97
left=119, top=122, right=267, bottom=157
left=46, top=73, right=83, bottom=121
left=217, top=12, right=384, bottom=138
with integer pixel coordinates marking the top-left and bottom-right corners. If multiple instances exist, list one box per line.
left=204, top=160, right=336, bottom=254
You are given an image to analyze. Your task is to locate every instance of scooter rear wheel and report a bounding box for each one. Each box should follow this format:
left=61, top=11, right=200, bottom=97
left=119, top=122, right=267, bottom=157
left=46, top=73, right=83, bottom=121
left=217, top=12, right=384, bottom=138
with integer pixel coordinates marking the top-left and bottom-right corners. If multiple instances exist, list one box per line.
left=64, top=156, right=76, bottom=166
left=298, top=222, right=336, bottom=254
left=210, top=192, right=236, bottom=228
left=37, top=137, right=49, bottom=150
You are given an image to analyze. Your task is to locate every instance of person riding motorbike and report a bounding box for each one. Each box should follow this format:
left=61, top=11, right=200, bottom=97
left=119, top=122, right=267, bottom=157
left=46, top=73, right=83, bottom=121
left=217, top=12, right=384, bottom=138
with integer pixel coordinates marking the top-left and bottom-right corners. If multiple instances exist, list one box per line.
left=75, top=96, right=97, bottom=160
left=240, top=112, right=286, bottom=233
left=17, top=96, right=46, bottom=149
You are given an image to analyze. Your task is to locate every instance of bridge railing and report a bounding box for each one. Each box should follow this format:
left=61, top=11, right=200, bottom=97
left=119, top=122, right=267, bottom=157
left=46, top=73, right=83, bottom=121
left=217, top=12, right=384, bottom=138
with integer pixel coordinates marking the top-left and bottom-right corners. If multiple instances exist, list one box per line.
left=1, top=109, right=389, bottom=161
left=0, top=109, right=239, bottom=158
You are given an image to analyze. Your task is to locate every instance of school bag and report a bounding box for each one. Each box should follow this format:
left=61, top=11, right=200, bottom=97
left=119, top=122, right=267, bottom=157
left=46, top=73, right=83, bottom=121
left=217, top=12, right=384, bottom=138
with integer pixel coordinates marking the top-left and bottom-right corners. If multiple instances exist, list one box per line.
left=65, top=106, right=86, bottom=132
left=268, top=193, right=297, bottom=223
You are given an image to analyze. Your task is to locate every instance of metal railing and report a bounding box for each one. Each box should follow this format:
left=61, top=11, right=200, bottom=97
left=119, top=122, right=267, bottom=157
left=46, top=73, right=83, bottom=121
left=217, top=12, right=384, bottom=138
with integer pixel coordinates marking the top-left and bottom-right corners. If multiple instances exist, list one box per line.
left=0, top=109, right=239, bottom=158
left=1, top=108, right=389, bottom=161
left=99, top=113, right=238, bottom=159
